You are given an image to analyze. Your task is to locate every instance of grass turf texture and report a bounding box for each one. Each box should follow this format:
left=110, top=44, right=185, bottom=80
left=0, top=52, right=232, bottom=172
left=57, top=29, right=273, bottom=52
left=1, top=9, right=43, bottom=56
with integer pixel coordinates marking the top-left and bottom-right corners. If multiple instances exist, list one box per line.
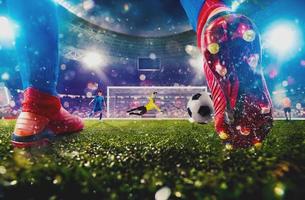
left=0, top=120, right=304, bottom=200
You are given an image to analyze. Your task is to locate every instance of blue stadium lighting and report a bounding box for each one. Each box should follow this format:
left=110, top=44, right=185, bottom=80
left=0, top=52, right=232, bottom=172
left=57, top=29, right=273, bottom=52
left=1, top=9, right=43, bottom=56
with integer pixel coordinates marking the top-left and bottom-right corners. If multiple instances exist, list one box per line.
left=0, top=17, right=15, bottom=42
left=231, top=0, right=245, bottom=11
left=263, top=21, right=302, bottom=60
left=52, top=0, right=63, bottom=4
left=82, top=51, right=103, bottom=69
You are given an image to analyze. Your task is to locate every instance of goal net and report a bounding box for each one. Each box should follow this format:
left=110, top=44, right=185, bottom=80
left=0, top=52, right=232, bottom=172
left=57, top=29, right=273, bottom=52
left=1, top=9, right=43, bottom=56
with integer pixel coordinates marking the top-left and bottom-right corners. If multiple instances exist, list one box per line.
left=107, top=86, right=207, bottom=119
left=0, top=85, right=10, bottom=107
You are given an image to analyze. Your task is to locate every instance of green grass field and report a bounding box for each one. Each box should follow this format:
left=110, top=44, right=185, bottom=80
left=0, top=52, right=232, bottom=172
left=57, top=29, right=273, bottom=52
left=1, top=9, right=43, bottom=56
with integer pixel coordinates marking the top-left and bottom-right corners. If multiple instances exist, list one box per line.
left=0, top=120, right=304, bottom=200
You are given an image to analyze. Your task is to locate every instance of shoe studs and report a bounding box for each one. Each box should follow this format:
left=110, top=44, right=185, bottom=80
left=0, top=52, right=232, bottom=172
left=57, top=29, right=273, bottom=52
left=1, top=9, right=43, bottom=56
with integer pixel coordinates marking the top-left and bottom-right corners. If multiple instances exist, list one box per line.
left=247, top=54, right=259, bottom=69
left=243, top=29, right=256, bottom=42
left=253, top=137, right=263, bottom=149
left=207, top=43, right=220, bottom=54
left=241, top=128, right=251, bottom=136
left=261, top=106, right=271, bottom=114
left=224, top=110, right=234, bottom=124
left=215, top=63, right=227, bottom=77
left=254, top=142, right=262, bottom=149
left=236, top=125, right=251, bottom=136
left=225, top=143, right=233, bottom=150
left=219, top=131, right=229, bottom=140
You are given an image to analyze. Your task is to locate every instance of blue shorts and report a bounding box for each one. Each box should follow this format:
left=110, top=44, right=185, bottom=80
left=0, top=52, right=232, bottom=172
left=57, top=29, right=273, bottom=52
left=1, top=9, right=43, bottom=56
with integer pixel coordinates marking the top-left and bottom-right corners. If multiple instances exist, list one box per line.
left=93, top=107, right=103, bottom=112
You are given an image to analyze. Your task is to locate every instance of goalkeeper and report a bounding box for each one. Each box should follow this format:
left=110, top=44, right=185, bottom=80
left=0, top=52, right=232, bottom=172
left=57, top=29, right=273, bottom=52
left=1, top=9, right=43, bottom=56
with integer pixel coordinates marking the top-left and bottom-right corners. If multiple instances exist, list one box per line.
left=127, top=92, right=161, bottom=116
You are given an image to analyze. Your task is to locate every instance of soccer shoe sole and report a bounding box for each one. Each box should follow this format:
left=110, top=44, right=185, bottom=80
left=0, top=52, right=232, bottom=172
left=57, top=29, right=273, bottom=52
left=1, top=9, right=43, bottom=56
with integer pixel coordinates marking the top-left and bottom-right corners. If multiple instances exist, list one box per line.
left=11, top=125, right=83, bottom=148
left=201, top=14, right=273, bottom=147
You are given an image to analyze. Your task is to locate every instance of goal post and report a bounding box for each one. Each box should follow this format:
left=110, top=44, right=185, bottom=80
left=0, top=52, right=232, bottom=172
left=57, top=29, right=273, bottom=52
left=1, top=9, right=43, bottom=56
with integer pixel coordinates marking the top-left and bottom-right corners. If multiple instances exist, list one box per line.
left=0, top=85, right=11, bottom=107
left=106, top=86, right=207, bottom=119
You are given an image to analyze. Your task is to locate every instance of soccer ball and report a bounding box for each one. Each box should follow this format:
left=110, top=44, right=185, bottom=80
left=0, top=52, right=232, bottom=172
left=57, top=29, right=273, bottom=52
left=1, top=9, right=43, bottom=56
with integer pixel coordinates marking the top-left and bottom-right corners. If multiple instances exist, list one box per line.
left=187, top=92, right=214, bottom=124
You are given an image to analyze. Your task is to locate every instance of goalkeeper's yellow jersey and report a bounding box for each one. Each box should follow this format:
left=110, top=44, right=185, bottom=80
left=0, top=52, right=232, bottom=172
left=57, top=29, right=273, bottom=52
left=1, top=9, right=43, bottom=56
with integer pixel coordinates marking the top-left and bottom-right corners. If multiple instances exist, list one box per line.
left=144, top=96, right=161, bottom=112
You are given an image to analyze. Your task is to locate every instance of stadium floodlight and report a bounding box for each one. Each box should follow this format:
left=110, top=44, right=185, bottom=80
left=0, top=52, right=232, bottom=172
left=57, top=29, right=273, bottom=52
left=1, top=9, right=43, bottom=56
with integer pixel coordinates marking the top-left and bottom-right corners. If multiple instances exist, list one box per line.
left=0, top=17, right=15, bottom=42
left=272, top=84, right=288, bottom=106
left=83, top=0, right=95, bottom=11
left=82, top=51, right=103, bottom=69
left=1, top=73, right=10, bottom=81
left=263, top=21, right=302, bottom=60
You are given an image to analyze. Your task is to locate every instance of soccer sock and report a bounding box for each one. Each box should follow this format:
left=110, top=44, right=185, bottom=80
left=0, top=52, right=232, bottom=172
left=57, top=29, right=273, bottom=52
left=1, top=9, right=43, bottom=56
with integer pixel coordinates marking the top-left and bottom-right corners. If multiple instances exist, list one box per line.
left=180, top=0, right=226, bottom=32
left=140, top=107, right=147, bottom=115
left=7, top=0, right=59, bottom=95
left=129, top=113, right=141, bottom=116
left=180, top=0, right=206, bottom=30
left=128, top=107, right=140, bottom=112
left=99, top=112, right=102, bottom=120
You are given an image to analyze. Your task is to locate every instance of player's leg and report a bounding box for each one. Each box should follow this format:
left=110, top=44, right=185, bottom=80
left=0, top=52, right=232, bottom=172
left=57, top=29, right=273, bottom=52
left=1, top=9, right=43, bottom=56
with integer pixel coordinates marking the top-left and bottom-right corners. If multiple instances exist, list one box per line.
left=89, top=110, right=95, bottom=118
left=8, top=0, right=58, bottom=95
left=139, top=107, right=147, bottom=116
left=7, top=0, right=84, bottom=147
left=284, top=108, right=289, bottom=120
left=288, top=109, right=292, bottom=120
left=129, top=112, right=142, bottom=116
left=127, top=107, right=142, bottom=113
left=89, top=111, right=93, bottom=118
left=202, top=15, right=273, bottom=147
left=128, top=106, right=144, bottom=115
left=181, top=0, right=273, bottom=148
left=129, top=106, right=146, bottom=116
left=99, top=111, right=103, bottom=120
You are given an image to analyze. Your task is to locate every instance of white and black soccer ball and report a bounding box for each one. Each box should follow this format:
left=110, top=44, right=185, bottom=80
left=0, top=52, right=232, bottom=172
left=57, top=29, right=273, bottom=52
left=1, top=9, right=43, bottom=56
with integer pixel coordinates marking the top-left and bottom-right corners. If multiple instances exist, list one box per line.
left=187, top=92, right=214, bottom=124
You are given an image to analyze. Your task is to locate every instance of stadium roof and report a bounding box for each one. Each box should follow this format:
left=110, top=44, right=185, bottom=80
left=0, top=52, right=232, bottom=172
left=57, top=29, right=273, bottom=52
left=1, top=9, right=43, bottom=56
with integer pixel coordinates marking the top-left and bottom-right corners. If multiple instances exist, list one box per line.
left=59, top=6, right=197, bottom=60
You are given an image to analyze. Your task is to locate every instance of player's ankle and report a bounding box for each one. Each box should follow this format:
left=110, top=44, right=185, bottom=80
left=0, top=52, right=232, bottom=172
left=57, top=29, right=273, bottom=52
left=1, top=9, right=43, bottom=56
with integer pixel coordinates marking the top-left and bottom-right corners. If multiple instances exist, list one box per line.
left=22, top=87, right=61, bottom=118
left=207, top=7, right=231, bottom=21
left=196, top=0, right=230, bottom=47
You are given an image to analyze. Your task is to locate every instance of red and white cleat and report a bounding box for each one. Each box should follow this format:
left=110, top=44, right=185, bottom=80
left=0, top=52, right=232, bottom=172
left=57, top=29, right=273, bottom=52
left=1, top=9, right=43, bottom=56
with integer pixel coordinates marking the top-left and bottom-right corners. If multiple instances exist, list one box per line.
left=198, top=13, right=273, bottom=148
left=12, top=88, right=84, bottom=148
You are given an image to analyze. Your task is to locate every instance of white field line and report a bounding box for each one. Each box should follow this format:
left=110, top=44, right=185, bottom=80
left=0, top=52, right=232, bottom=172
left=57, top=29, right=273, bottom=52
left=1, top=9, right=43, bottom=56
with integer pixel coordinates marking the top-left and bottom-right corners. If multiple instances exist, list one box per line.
left=84, top=118, right=305, bottom=121
left=107, top=86, right=207, bottom=90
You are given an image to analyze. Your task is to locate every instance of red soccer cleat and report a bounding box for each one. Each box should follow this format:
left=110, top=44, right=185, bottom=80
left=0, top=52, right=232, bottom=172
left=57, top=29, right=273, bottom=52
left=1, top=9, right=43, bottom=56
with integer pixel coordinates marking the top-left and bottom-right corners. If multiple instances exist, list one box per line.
left=197, top=4, right=273, bottom=148
left=12, top=88, right=84, bottom=148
